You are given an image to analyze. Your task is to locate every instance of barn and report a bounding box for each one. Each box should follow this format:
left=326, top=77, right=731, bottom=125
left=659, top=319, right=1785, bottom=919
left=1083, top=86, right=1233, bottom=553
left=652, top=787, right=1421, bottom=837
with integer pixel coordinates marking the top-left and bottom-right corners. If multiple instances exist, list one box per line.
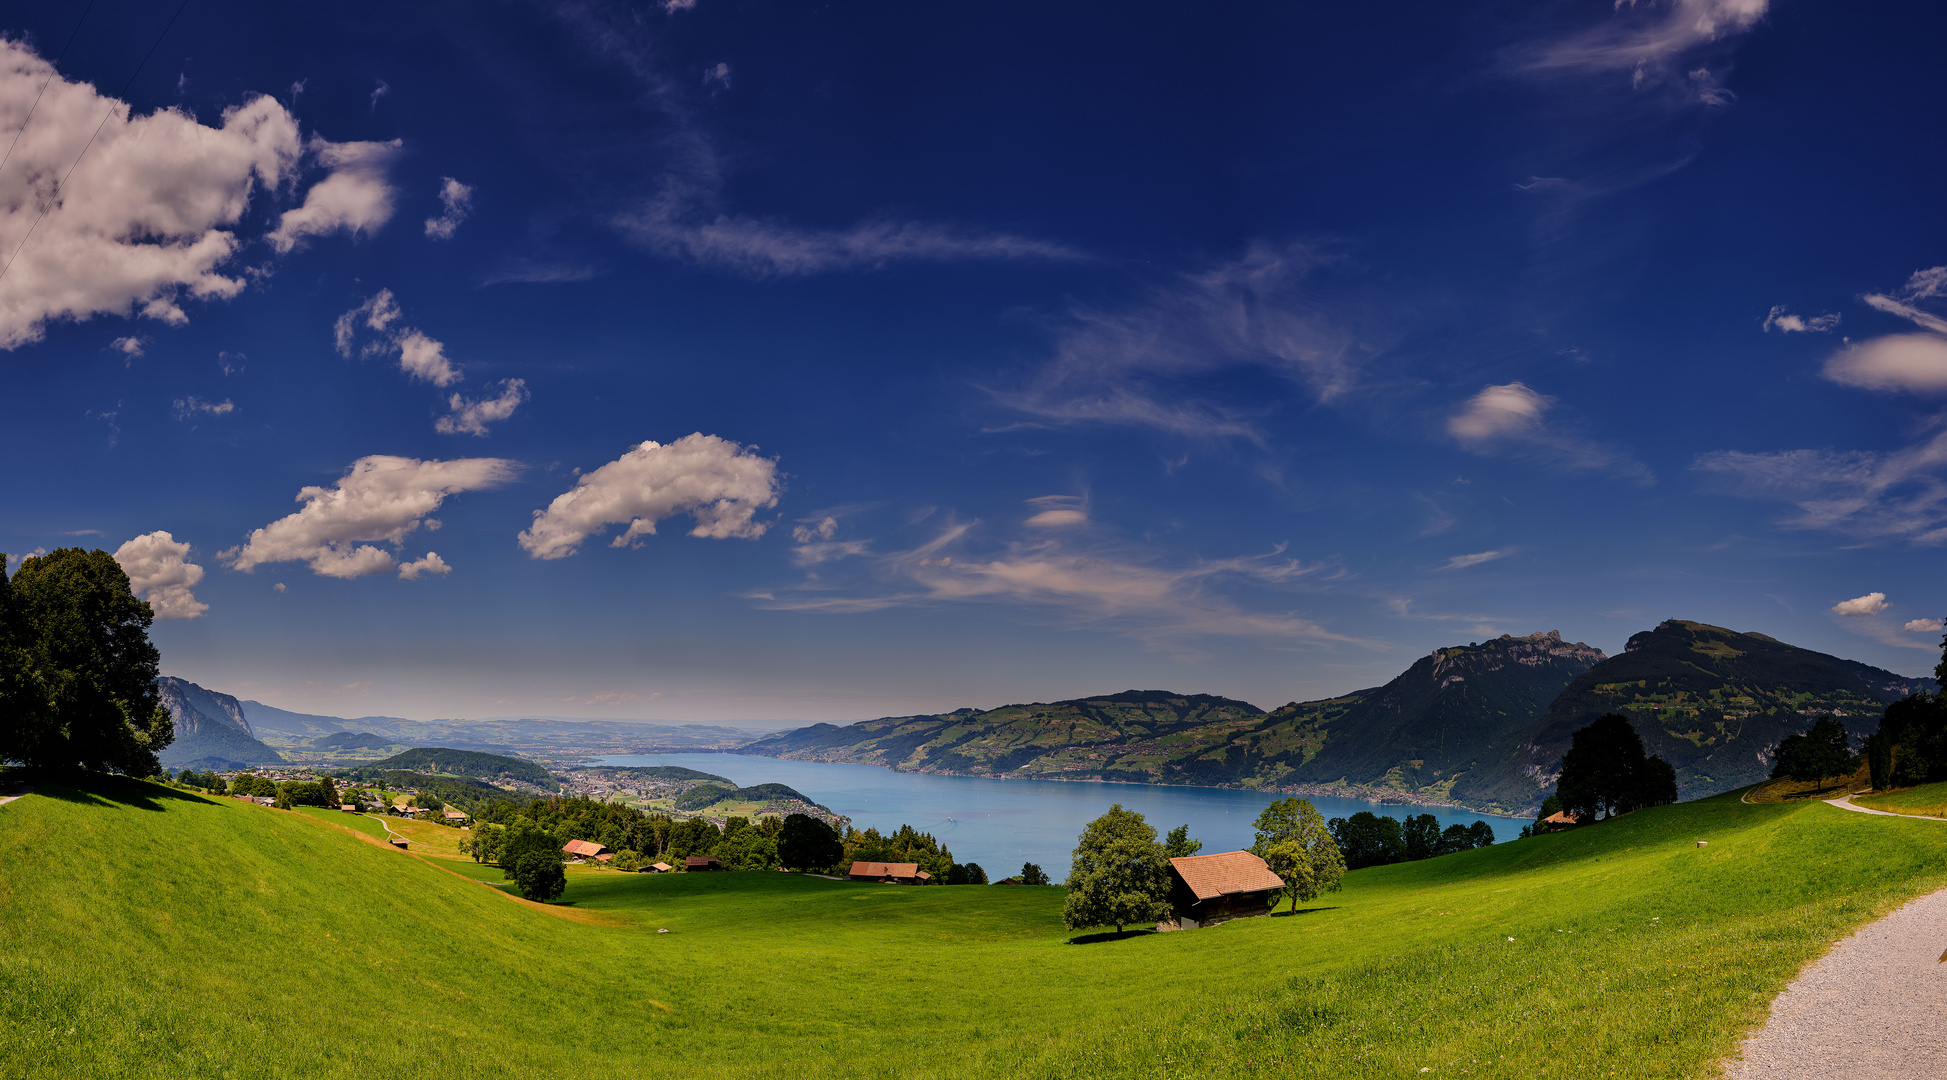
left=1158, top=850, right=1286, bottom=931
left=846, top=861, right=932, bottom=885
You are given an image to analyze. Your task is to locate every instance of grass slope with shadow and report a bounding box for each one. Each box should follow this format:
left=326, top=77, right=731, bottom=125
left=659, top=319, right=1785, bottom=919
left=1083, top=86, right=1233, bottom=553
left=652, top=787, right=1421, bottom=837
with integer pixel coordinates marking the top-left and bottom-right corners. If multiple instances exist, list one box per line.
left=3, top=777, right=1945, bottom=1078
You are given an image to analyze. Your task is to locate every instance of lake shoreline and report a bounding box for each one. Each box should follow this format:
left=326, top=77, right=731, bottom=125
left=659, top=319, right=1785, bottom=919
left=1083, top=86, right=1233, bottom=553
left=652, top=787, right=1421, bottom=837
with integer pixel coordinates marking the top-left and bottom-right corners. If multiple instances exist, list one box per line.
left=721, top=748, right=1531, bottom=822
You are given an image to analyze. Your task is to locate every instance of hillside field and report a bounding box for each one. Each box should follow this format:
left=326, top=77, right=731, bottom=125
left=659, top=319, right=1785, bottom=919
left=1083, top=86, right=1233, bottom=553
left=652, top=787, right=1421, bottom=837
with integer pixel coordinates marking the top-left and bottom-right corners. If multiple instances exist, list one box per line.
left=1854, top=780, right=1947, bottom=819
left=3, top=777, right=1946, bottom=1078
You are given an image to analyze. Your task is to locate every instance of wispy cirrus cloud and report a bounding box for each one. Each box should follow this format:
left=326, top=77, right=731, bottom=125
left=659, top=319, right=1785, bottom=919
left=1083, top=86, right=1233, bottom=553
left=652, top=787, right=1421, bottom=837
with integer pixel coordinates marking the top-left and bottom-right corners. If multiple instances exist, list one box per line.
left=1694, top=425, right=1947, bottom=546
left=993, top=242, right=1361, bottom=440
left=751, top=499, right=1369, bottom=651
left=1763, top=306, right=1840, bottom=333
left=1435, top=549, right=1517, bottom=572
left=1523, top=0, right=1769, bottom=104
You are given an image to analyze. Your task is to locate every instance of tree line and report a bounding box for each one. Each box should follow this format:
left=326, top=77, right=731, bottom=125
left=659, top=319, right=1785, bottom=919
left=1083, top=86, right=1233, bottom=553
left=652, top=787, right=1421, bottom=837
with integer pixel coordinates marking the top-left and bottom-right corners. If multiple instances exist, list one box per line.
left=1328, top=812, right=1496, bottom=870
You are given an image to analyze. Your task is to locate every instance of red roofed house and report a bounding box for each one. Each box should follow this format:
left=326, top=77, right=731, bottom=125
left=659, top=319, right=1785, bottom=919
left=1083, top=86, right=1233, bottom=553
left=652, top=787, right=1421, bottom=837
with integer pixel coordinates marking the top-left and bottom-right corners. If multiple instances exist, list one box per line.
left=1158, top=850, right=1287, bottom=931
left=562, top=840, right=612, bottom=861
left=685, top=856, right=724, bottom=871
left=846, top=861, right=932, bottom=885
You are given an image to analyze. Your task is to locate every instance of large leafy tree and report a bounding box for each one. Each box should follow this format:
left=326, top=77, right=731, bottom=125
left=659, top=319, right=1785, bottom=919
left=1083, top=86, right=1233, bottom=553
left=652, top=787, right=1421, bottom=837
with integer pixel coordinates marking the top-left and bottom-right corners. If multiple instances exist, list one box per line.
left=1555, top=713, right=1678, bottom=821
left=500, top=822, right=567, bottom=902
left=1250, top=797, right=1345, bottom=912
left=1062, top=804, right=1171, bottom=933
left=1400, top=813, right=1440, bottom=861
left=1162, top=824, right=1202, bottom=858
left=1018, top=862, right=1050, bottom=886
left=1770, top=716, right=1859, bottom=790
left=2, top=549, right=173, bottom=775
left=777, top=813, right=843, bottom=871
left=1327, top=811, right=1405, bottom=870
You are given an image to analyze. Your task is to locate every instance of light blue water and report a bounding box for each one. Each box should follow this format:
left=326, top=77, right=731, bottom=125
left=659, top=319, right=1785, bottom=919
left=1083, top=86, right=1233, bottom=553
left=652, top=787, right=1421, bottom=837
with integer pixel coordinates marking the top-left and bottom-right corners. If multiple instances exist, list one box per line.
left=590, top=752, right=1525, bottom=883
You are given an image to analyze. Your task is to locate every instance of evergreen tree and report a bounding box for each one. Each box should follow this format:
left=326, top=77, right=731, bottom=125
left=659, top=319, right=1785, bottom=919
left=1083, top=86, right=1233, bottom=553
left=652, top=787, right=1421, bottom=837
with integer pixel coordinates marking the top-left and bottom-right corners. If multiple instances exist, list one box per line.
left=1162, top=824, right=1202, bottom=858
left=1250, top=797, right=1345, bottom=912
left=1062, top=805, right=1170, bottom=933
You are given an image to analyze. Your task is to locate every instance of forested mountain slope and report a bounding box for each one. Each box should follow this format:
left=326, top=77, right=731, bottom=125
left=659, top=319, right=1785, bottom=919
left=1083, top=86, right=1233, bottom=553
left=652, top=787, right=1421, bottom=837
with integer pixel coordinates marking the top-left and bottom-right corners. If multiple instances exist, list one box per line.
left=156, top=678, right=286, bottom=768
left=1455, top=620, right=1939, bottom=810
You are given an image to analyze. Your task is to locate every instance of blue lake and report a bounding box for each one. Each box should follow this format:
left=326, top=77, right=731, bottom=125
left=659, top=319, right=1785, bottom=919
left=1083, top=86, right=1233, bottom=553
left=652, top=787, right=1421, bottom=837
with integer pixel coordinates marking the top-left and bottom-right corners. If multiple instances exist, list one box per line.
left=590, top=752, right=1525, bottom=882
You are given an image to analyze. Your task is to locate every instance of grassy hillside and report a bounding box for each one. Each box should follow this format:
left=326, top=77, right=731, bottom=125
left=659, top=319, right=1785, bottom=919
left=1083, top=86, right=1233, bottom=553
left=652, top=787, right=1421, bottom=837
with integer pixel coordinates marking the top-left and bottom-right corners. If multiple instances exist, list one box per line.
left=1854, top=780, right=1947, bottom=818
left=360, top=746, right=551, bottom=783
left=4, top=776, right=1946, bottom=1078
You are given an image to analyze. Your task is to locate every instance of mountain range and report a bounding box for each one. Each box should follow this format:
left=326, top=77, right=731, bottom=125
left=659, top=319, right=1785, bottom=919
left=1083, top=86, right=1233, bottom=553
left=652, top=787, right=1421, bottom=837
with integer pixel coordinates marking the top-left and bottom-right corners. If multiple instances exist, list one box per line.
left=740, top=622, right=1936, bottom=815
left=156, top=678, right=287, bottom=769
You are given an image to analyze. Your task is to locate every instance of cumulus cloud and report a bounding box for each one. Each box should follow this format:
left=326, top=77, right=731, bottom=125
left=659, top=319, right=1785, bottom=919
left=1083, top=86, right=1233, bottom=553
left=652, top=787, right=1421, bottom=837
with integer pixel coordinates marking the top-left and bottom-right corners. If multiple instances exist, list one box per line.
left=111, top=336, right=146, bottom=360
left=266, top=137, right=402, bottom=253
left=437, top=379, right=529, bottom=436
left=334, top=290, right=462, bottom=387
left=792, top=517, right=837, bottom=544
left=1832, top=592, right=1888, bottom=617
left=223, top=455, right=517, bottom=578
left=172, top=395, right=235, bottom=420
left=995, top=242, right=1357, bottom=440
left=788, top=516, right=873, bottom=566
left=397, top=552, right=450, bottom=580
left=1820, top=334, right=1947, bottom=394
left=1763, top=306, right=1840, bottom=333
left=1906, top=617, right=1943, bottom=634
left=703, top=63, right=731, bottom=89
left=1526, top=0, right=1769, bottom=102
left=519, top=434, right=780, bottom=560
left=1694, top=426, right=1947, bottom=545
left=272, top=582, right=287, bottom=593
left=113, top=531, right=208, bottom=620
left=423, top=177, right=473, bottom=241
left=0, top=39, right=402, bottom=349
left=1448, top=382, right=1650, bottom=480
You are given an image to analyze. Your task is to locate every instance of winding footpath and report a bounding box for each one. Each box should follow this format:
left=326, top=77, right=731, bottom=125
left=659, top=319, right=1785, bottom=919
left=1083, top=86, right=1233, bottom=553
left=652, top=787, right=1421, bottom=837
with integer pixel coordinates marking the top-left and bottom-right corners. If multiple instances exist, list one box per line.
left=1724, top=795, right=1947, bottom=1079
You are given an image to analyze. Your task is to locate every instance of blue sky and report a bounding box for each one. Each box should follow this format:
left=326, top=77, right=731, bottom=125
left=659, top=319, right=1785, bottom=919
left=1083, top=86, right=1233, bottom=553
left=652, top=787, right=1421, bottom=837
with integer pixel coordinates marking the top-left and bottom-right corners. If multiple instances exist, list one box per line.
left=4, top=0, right=1946, bottom=724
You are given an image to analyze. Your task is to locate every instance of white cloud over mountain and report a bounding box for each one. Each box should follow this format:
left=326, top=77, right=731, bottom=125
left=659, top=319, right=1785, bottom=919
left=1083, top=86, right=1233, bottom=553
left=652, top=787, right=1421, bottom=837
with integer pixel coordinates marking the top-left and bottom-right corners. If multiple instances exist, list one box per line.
left=113, top=531, right=208, bottom=620
left=224, top=455, right=517, bottom=578
left=0, top=40, right=399, bottom=349
left=1448, top=382, right=1650, bottom=481
left=519, top=434, right=780, bottom=559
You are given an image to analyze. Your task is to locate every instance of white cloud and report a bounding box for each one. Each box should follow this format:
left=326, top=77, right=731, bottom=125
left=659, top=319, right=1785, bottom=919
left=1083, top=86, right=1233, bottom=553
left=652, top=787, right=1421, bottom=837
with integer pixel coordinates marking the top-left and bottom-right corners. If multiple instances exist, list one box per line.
left=397, top=552, right=450, bottom=580
left=1862, top=295, right=1947, bottom=337
left=334, top=290, right=462, bottom=387
left=792, top=517, right=837, bottom=544
left=1904, top=617, right=1942, bottom=634
left=663, top=0, right=697, bottom=10
left=218, top=351, right=245, bottom=375
left=266, top=137, right=403, bottom=254
left=1448, top=382, right=1650, bottom=480
left=995, top=242, right=1355, bottom=440
left=703, top=63, right=732, bottom=89
left=423, top=177, right=473, bottom=241
left=1694, top=427, right=1947, bottom=545
left=437, top=379, right=529, bottom=436
left=223, top=455, right=517, bottom=578
left=1023, top=495, right=1088, bottom=528
left=1436, top=549, right=1514, bottom=572
left=272, top=582, right=287, bottom=593
left=369, top=80, right=390, bottom=111
left=754, top=523, right=1364, bottom=649
left=1821, top=334, right=1947, bottom=394
left=1763, top=306, right=1840, bottom=333
left=113, top=531, right=208, bottom=619
left=1527, top=0, right=1769, bottom=102
left=620, top=211, right=1083, bottom=278
left=1833, top=592, right=1888, bottom=617
left=111, top=336, right=146, bottom=360
left=172, top=396, right=235, bottom=420
left=519, top=434, right=780, bottom=560
left=1902, top=267, right=1947, bottom=301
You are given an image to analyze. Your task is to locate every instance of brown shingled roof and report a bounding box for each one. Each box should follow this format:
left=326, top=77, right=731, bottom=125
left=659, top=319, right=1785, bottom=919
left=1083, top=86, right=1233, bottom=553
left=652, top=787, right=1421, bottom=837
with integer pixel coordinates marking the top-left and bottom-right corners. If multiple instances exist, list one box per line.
left=562, top=839, right=610, bottom=858
left=1168, top=850, right=1286, bottom=901
left=847, top=861, right=921, bottom=878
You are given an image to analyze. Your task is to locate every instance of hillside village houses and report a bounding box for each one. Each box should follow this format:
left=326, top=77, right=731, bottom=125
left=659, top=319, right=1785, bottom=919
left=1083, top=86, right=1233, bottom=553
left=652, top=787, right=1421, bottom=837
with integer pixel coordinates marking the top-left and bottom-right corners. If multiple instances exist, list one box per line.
left=562, top=840, right=613, bottom=863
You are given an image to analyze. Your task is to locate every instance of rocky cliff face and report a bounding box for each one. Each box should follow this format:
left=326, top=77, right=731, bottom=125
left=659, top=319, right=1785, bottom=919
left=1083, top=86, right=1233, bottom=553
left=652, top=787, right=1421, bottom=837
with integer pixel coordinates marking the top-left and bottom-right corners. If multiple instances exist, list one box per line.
left=157, top=677, right=285, bottom=767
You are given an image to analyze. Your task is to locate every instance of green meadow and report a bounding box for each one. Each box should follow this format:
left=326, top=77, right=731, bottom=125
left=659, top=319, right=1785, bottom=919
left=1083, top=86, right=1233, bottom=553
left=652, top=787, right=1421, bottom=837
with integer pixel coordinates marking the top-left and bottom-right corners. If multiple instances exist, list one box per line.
left=1854, top=779, right=1947, bottom=819
left=3, top=778, right=1945, bottom=1079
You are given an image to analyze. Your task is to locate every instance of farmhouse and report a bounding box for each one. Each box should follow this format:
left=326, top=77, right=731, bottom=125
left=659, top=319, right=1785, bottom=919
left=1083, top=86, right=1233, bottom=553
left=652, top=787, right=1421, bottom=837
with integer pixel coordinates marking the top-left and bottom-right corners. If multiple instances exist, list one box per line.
left=339, top=804, right=357, bottom=813
left=649, top=862, right=674, bottom=873
left=846, top=861, right=933, bottom=885
left=443, top=809, right=469, bottom=823
left=562, top=840, right=611, bottom=860
left=388, top=838, right=408, bottom=850
left=1157, top=850, right=1286, bottom=931
left=685, top=856, right=725, bottom=871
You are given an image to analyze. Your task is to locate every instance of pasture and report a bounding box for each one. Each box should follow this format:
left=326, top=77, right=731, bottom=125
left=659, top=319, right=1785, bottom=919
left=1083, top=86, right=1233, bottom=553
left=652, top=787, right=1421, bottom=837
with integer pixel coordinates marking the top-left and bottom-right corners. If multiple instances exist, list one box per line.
left=2, top=778, right=1944, bottom=1078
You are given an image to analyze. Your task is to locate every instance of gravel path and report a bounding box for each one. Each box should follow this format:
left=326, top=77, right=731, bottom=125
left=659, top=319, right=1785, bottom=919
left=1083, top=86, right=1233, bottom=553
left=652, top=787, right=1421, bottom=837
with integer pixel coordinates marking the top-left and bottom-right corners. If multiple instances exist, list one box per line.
left=1724, top=803, right=1947, bottom=1079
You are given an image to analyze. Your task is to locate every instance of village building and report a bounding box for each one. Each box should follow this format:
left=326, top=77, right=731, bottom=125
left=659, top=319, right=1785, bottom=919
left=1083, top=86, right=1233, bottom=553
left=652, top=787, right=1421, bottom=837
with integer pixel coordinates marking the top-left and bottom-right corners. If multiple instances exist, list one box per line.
left=648, top=862, right=674, bottom=873
left=388, top=838, right=408, bottom=850
left=846, top=861, right=933, bottom=885
left=562, top=840, right=612, bottom=861
left=685, top=856, right=724, bottom=871
left=339, top=804, right=357, bottom=813
left=443, top=809, right=469, bottom=823
left=1157, top=850, right=1286, bottom=931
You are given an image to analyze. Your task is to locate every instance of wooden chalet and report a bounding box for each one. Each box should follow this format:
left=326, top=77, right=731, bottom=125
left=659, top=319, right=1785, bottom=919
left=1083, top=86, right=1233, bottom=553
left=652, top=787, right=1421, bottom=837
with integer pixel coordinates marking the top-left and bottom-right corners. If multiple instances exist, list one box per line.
left=1158, top=850, right=1286, bottom=931
left=339, top=804, right=357, bottom=813
left=648, top=862, right=674, bottom=873
left=443, top=809, right=469, bottom=822
left=685, top=856, right=724, bottom=871
left=388, top=838, right=408, bottom=850
left=562, top=840, right=612, bottom=860
left=846, top=861, right=932, bottom=885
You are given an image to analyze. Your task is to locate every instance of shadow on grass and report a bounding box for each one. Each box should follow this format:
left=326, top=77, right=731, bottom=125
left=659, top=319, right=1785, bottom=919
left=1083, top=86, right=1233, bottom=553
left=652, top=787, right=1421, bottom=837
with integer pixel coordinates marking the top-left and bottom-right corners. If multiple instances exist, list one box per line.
left=25, top=773, right=206, bottom=812
left=1066, top=929, right=1157, bottom=945
left=1271, top=906, right=1341, bottom=918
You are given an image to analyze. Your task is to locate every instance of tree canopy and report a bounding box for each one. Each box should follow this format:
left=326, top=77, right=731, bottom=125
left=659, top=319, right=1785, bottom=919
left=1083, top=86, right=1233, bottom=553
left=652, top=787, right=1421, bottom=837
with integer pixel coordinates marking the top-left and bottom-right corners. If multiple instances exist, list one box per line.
left=501, top=822, right=567, bottom=902
left=1162, top=824, right=1202, bottom=859
left=777, top=813, right=843, bottom=871
left=1770, top=717, right=1858, bottom=788
left=1062, top=804, right=1171, bottom=933
left=1250, top=797, right=1344, bottom=911
left=1554, top=714, right=1678, bottom=821
left=1, top=549, right=173, bottom=775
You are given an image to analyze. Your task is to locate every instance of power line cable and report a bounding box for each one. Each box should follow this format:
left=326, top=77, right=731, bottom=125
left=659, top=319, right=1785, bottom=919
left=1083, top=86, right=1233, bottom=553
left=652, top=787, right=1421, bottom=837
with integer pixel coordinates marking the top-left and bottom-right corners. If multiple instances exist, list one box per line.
left=0, top=0, right=191, bottom=288
left=0, top=0, right=100, bottom=178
